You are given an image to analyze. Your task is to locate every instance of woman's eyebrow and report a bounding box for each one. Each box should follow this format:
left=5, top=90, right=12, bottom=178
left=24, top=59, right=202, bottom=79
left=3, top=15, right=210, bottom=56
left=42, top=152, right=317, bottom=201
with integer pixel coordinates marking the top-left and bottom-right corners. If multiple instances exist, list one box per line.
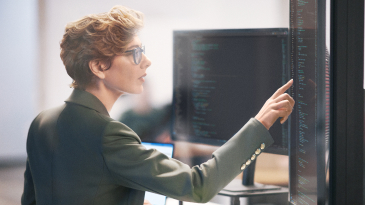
left=127, top=44, right=142, bottom=50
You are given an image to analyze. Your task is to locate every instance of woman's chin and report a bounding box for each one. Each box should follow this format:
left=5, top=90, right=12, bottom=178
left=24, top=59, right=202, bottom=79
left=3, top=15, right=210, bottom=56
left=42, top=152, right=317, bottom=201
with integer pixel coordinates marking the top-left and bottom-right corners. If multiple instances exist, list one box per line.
left=125, top=87, right=144, bottom=95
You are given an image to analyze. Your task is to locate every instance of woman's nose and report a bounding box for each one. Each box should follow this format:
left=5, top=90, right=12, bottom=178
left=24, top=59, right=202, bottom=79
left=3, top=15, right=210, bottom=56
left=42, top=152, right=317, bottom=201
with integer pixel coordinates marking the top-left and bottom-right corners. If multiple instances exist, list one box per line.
left=141, top=53, right=151, bottom=69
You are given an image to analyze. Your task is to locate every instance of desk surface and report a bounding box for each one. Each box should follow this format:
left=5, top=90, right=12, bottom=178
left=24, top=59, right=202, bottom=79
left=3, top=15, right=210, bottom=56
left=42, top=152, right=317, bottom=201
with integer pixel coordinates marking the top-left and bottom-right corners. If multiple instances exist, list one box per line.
left=219, top=187, right=288, bottom=197
left=219, top=179, right=288, bottom=197
left=166, top=198, right=219, bottom=205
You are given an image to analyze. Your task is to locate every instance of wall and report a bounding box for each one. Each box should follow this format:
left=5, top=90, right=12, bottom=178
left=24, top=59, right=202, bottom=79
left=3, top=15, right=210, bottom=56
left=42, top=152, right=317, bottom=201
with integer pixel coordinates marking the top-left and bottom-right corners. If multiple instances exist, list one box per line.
left=0, top=0, right=38, bottom=161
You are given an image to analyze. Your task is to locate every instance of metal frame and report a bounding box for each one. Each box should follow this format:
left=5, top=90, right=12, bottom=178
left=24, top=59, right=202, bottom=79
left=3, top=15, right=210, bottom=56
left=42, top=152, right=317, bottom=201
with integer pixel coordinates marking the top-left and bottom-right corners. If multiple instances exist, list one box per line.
left=330, top=0, right=364, bottom=204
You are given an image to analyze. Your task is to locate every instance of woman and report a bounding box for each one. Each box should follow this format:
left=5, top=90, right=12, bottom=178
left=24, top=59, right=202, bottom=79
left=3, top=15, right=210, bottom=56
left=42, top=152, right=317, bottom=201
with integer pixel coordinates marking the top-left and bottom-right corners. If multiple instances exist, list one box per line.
left=22, top=5, right=294, bottom=205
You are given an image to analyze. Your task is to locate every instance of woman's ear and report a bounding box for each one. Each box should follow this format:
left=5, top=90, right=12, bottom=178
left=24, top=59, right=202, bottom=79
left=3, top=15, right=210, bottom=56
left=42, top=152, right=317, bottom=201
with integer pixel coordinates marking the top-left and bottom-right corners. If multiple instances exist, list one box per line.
left=89, top=60, right=106, bottom=79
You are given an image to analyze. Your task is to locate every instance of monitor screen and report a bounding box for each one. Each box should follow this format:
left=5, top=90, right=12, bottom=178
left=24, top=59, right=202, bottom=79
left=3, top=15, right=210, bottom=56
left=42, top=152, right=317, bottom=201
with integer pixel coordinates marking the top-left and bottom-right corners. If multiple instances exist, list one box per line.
left=288, top=0, right=331, bottom=204
left=171, top=28, right=290, bottom=155
left=141, top=142, right=174, bottom=205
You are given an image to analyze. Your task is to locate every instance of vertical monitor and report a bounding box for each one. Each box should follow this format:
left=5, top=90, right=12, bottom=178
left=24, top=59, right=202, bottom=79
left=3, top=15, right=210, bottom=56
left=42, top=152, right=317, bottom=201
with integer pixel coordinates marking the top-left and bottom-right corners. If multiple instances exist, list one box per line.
left=288, top=0, right=331, bottom=204
left=171, top=28, right=290, bottom=155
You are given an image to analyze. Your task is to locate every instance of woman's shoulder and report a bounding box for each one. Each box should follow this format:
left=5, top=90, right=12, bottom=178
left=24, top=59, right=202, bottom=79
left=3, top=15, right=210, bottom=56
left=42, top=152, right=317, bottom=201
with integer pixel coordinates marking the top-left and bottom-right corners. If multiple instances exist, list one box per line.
left=98, top=115, right=141, bottom=143
left=30, top=104, right=67, bottom=128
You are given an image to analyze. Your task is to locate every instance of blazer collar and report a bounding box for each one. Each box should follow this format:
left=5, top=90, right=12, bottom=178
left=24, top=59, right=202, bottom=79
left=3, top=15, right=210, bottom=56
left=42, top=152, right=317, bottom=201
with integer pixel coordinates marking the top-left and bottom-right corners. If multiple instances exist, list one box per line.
left=65, top=89, right=110, bottom=117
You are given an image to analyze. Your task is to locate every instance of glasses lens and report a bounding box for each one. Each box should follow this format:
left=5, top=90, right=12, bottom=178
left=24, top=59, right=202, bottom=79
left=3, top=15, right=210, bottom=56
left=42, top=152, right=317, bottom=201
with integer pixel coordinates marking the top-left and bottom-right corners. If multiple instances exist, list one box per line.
left=134, top=46, right=145, bottom=65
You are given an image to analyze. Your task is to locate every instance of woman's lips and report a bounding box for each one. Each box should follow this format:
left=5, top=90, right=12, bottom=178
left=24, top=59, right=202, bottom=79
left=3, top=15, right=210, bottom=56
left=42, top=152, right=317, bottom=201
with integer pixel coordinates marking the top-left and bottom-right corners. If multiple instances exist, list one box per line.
left=139, top=74, right=147, bottom=82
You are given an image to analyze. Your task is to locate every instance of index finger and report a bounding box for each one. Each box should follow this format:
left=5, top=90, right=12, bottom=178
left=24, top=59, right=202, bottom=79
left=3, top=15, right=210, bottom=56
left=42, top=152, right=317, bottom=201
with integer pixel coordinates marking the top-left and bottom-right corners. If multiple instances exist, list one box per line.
left=271, top=79, right=293, bottom=99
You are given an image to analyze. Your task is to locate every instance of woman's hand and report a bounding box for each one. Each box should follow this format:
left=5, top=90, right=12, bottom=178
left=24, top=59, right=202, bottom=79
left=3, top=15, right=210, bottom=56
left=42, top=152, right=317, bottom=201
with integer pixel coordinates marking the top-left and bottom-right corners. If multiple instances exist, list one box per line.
left=144, top=199, right=152, bottom=205
left=255, top=79, right=295, bottom=130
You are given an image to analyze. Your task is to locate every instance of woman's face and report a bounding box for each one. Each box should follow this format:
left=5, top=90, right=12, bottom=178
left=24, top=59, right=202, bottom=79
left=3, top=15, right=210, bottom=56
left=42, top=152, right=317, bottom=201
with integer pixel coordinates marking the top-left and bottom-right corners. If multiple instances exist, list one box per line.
left=103, top=35, right=151, bottom=95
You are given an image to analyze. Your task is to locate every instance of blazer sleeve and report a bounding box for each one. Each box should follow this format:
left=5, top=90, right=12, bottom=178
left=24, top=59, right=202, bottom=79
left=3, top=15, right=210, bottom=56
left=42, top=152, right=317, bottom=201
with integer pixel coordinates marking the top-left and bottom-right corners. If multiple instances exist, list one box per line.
left=21, top=158, right=36, bottom=205
left=101, top=118, right=273, bottom=203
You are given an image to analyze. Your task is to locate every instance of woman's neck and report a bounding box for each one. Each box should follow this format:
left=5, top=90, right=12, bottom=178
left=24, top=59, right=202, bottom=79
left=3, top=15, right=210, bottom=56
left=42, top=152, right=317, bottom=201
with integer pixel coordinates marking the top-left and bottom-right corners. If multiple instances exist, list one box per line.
left=85, top=82, right=123, bottom=113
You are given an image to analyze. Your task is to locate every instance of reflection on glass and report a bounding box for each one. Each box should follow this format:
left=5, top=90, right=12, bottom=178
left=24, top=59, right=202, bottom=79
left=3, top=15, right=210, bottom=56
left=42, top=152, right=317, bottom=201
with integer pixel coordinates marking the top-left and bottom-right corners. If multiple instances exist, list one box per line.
left=289, top=0, right=330, bottom=204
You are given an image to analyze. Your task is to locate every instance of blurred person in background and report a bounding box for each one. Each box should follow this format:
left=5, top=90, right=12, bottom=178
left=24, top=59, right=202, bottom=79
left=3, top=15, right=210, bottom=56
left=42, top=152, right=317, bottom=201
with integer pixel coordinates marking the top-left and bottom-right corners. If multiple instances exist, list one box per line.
left=21, top=5, right=294, bottom=205
left=118, top=83, right=172, bottom=143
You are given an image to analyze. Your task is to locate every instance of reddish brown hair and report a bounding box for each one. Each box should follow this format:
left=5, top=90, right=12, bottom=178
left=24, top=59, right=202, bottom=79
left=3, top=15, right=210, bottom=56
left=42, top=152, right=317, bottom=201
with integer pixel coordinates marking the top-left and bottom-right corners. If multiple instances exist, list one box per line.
left=60, top=5, right=144, bottom=89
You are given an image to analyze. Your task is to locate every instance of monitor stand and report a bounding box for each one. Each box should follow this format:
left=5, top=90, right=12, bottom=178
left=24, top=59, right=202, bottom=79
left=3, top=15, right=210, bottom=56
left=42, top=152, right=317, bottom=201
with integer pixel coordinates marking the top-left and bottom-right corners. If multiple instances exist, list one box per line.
left=222, top=160, right=282, bottom=192
left=219, top=160, right=288, bottom=205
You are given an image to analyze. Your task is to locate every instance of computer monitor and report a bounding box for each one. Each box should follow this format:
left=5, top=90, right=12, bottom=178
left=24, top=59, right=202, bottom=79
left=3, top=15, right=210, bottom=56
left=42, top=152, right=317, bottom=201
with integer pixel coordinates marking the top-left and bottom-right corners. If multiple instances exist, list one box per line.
left=141, top=142, right=174, bottom=205
left=171, top=28, right=290, bottom=188
left=288, top=1, right=331, bottom=204
left=172, top=28, right=289, bottom=153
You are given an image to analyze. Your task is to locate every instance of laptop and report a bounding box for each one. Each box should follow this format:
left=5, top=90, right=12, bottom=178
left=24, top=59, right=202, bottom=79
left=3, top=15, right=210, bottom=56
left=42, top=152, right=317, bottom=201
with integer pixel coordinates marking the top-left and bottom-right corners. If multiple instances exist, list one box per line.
left=141, top=142, right=175, bottom=205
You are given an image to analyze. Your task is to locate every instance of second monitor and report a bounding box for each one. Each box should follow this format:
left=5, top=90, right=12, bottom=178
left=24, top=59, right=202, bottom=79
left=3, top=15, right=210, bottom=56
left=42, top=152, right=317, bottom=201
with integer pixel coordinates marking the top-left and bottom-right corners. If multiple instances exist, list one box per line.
left=171, top=28, right=290, bottom=155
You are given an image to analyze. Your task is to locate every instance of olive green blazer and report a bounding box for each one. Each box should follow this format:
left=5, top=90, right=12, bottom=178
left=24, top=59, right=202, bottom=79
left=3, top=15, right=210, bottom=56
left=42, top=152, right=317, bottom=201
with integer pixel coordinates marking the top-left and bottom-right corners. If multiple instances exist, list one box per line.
left=21, top=89, right=273, bottom=205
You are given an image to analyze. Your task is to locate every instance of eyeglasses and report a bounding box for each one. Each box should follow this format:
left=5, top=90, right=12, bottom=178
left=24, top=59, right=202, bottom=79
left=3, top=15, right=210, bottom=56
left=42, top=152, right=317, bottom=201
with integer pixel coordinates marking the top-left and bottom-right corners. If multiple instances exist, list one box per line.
left=125, top=45, right=145, bottom=65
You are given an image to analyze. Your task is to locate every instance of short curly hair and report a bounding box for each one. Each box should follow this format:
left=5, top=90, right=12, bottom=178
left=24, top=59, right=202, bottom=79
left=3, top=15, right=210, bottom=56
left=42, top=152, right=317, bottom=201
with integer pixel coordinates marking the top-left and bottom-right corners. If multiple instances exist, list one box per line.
left=60, top=5, right=144, bottom=89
